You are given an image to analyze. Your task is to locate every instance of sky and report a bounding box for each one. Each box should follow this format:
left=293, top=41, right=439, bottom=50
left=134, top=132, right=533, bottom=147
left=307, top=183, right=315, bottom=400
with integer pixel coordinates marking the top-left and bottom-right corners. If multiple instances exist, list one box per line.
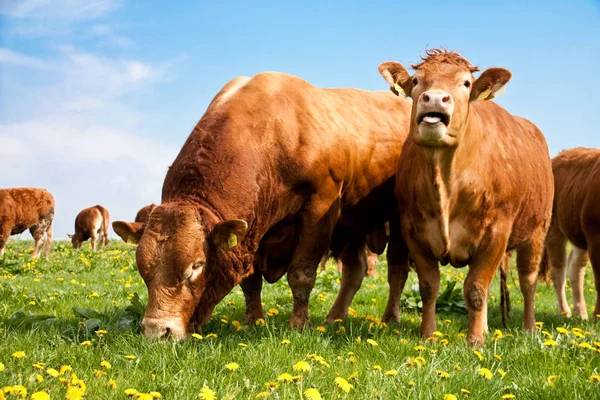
left=1, top=0, right=599, bottom=239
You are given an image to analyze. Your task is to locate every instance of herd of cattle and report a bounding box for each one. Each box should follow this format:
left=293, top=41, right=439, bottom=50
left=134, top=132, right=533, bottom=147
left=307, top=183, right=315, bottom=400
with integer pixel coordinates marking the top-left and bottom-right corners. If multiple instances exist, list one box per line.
left=1, top=49, right=598, bottom=347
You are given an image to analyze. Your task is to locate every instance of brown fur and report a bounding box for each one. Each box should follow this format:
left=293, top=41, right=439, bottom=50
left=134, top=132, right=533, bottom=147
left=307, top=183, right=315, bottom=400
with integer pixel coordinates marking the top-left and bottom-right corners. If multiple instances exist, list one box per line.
left=135, top=204, right=156, bottom=224
left=543, top=147, right=600, bottom=319
left=69, top=205, right=110, bottom=251
left=114, top=72, right=412, bottom=339
left=0, top=187, right=54, bottom=258
left=380, top=49, right=553, bottom=346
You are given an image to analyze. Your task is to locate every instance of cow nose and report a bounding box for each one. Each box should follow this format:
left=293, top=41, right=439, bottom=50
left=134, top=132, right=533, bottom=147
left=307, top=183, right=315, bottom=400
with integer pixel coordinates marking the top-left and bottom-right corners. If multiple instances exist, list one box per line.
left=141, top=317, right=187, bottom=340
left=420, top=91, right=453, bottom=107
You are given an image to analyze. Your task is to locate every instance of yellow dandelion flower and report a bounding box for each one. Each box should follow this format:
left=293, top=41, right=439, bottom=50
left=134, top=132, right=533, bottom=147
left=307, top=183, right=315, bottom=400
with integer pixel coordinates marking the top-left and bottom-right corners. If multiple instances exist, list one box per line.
left=46, top=368, right=59, bottom=377
left=334, top=377, right=354, bottom=393
left=590, top=375, right=600, bottom=383
left=281, top=339, right=291, bottom=345
left=108, top=379, right=117, bottom=389
left=440, top=339, right=449, bottom=345
left=408, top=381, right=415, bottom=388
left=455, top=365, right=462, bottom=371
left=0, top=362, right=4, bottom=372
left=293, top=361, right=311, bottom=373
left=433, top=331, right=444, bottom=337
left=255, top=392, right=270, bottom=398
left=96, top=329, right=108, bottom=335
left=11, top=351, right=26, bottom=359
left=264, top=381, right=279, bottom=389
left=493, top=330, right=503, bottom=339
left=60, top=365, right=72, bottom=374
left=578, top=343, right=592, bottom=349
left=267, top=308, right=279, bottom=316
left=79, top=341, right=92, bottom=347
left=205, top=333, right=218, bottom=339
left=498, top=368, right=507, bottom=378
left=461, top=389, right=471, bottom=394
left=385, top=370, right=398, bottom=376
left=66, top=385, right=86, bottom=400
left=501, top=395, right=515, bottom=399
left=199, top=386, right=216, bottom=400
left=137, top=394, right=154, bottom=400
left=315, top=326, right=326, bottom=333
left=494, top=354, right=502, bottom=361
left=543, top=340, right=558, bottom=347
left=367, top=339, right=378, bottom=347
left=239, top=343, right=248, bottom=348
left=225, top=362, right=240, bottom=371
left=35, top=374, right=43, bottom=382
left=436, top=369, right=450, bottom=379
left=100, top=361, right=111, bottom=369
left=93, top=369, right=106, bottom=377
left=304, top=388, right=322, bottom=400
left=124, top=355, right=136, bottom=360
left=415, top=356, right=426, bottom=367
left=30, top=392, right=50, bottom=400
left=414, top=345, right=426, bottom=351
left=478, top=367, right=493, bottom=380
left=444, top=395, right=457, bottom=400
left=192, top=333, right=203, bottom=340
left=546, top=375, right=558, bottom=387
left=473, top=350, right=484, bottom=360
left=277, top=372, right=295, bottom=383
left=373, top=365, right=382, bottom=371
left=536, top=321, right=544, bottom=329
left=255, top=318, right=266, bottom=326
left=231, top=320, right=242, bottom=331
left=124, top=389, right=139, bottom=396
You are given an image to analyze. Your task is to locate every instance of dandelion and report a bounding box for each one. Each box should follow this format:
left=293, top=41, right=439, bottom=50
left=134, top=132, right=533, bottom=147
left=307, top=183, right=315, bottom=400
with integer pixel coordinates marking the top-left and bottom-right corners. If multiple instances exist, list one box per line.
left=444, top=395, right=457, bottom=400
left=277, top=373, right=295, bottom=383
left=334, top=377, right=354, bottom=393
left=315, top=326, right=326, bottom=333
left=414, top=345, right=426, bottom=351
left=192, top=333, right=203, bottom=340
left=501, top=395, right=515, bottom=399
left=267, top=308, right=279, bottom=316
left=455, top=365, right=462, bottom=371
left=541, top=331, right=552, bottom=339
left=30, top=392, right=50, bottom=400
left=225, top=362, right=240, bottom=371
left=281, top=339, right=291, bottom=345
left=372, top=365, right=382, bottom=371
left=125, top=389, right=139, bottom=396
left=440, top=339, right=449, bottom=345
left=0, top=362, right=4, bottom=372
left=478, top=367, right=493, bottom=380
left=93, top=369, right=106, bottom=377
left=231, top=320, right=242, bottom=331
left=256, top=392, right=270, bottom=398
left=79, top=341, right=92, bottom=347
left=11, top=351, right=26, bottom=359
left=461, top=389, right=471, bottom=394
left=124, top=355, right=136, bottom=360
left=293, top=361, right=311, bottom=373
left=408, top=381, right=415, bottom=388
left=590, top=375, right=600, bottom=383
left=206, top=333, right=218, bottom=339
left=35, top=374, right=44, bottom=382
left=473, top=350, right=484, bottom=361
left=60, top=365, right=72, bottom=374
left=239, top=343, right=248, bottom=348
left=46, top=368, right=60, bottom=377
left=108, top=379, right=117, bottom=389
left=494, top=354, right=502, bottom=361
left=493, top=330, right=503, bottom=340
left=578, top=343, right=592, bottom=350
left=385, top=370, right=398, bottom=376
left=255, top=318, right=266, bottom=326
left=498, top=368, right=507, bottom=378
left=543, top=340, right=558, bottom=347
left=96, top=329, right=108, bottom=336
left=100, top=360, right=111, bottom=369
left=367, top=339, right=378, bottom=347
left=546, top=375, right=558, bottom=387
left=436, top=369, right=450, bottom=379
left=265, top=381, right=279, bottom=390
left=303, top=388, right=322, bottom=400
left=355, top=336, right=361, bottom=344
left=199, top=385, right=216, bottom=400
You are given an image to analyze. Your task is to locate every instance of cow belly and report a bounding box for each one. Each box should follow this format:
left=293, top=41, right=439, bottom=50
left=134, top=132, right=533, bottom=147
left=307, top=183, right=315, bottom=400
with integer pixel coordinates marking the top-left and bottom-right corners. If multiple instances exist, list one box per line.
left=11, top=224, right=28, bottom=235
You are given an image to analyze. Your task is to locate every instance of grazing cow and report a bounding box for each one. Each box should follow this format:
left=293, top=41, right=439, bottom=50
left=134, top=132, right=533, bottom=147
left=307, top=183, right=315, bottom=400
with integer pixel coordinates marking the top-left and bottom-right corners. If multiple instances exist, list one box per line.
left=0, top=188, right=54, bottom=258
left=113, top=72, right=411, bottom=339
left=542, top=147, right=600, bottom=319
left=113, top=204, right=156, bottom=244
left=68, top=205, right=110, bottom=251
left=378, top=49, right=553, bottom=346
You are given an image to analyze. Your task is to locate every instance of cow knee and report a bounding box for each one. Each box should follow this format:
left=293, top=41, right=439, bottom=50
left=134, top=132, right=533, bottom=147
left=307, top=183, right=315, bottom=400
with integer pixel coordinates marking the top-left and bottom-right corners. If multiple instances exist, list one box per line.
left=419, top=281, right=433, bottom=302
left=465, top=284, right=485, bottom=312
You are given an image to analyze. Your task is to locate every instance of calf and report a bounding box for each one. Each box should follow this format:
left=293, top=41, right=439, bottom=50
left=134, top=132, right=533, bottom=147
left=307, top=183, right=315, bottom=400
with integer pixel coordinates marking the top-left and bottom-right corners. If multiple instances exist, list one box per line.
left=542, top=147, right=600, bottom=319
left=113, top=72, right=411, bottom=339
left=68, top=205, right=110, bottom=251
left=0, top=188, right=54, bottom=258
left=379, top=49, right=553, bottom=346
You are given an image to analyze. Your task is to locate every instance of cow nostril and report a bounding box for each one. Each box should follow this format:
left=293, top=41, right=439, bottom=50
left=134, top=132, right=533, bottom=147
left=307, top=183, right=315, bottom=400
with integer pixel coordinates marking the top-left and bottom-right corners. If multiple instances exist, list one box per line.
left=442, top=95, right=450, bottom=103
left=423, top=94, right=430, bottom=102
left=163, top=327, right=172, bottom=339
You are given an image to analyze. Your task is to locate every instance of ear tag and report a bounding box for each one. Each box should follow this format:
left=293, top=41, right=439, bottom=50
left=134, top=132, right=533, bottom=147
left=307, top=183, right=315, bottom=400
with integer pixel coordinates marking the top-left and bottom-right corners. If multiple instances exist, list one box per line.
left=494, top=84, right=507, bottom=98
left=228, top=233, right=238, bottom=248
left=394, top=83, right=405, bottom=96
left=477, top=88, right=492, bottom=101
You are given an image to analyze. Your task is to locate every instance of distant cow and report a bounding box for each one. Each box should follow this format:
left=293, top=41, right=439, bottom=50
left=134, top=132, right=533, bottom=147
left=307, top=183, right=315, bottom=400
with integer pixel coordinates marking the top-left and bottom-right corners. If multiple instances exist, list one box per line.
left=542, top=147, right=600, bottom=319
left=113, top=204, right=156, bottom=244
left=379, top=49, right=553, bottom=346
left=68, top=205, right=110, bottom=251
left=113, top=72, right=411, bottom=339
left=0, top=188, right=54, bottom=258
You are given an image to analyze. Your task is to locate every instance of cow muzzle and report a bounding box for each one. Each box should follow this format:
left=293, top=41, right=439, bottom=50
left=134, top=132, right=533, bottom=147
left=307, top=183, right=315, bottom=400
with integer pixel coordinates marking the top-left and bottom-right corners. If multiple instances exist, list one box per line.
left=141, top=316, right=188, bottom=340
left=416, top=90, right=454, bottom=142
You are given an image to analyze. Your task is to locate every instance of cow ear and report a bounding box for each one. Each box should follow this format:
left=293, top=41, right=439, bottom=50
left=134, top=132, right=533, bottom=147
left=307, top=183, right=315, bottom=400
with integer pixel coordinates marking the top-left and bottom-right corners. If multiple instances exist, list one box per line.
left=112, top=221, right=146, bottom=244
left=378, top=61, right=412, bottom=97
left=470, top=67, right=512, bottom=102
left=67, top=234, right=73, bottom=239
left=210, top=220, right=248, bottom=251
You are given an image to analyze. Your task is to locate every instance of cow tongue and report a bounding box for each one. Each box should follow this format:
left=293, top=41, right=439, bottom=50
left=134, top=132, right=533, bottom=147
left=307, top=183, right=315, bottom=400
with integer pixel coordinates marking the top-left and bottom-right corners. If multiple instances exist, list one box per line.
left=423, top=115, right=441, bottom=124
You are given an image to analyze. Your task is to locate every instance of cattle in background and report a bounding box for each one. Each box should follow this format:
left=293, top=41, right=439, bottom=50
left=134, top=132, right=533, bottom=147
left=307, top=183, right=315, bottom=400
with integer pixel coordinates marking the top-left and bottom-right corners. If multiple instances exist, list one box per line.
left=113, top=204, right=156, bottom=244
left=69, top=205, right=110, bottom=251
left=113, top=72, right=411, bottom=339
left=541, top=147, right=600, bottom=319
left=0, top=188, right=54, bottom=258
left=379, top=49, right=553, bottom=346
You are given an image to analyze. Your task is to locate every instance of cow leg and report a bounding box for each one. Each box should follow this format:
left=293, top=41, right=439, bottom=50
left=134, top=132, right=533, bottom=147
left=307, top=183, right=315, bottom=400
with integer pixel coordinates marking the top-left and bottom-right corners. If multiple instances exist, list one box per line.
left=588, top=239, right=600, bottom=319
left=516, top=230, right=546, bottom=335
left=324, top=240, right=368, bottom=322
left=90, top=231, right=98, bottom=251
left=464, top=235, right=509, bottom=347
left=382, top=223, right=410, bottom=324
left=43, top=225, right=53, bottom=256
left=366, top=250, right=379, bottom=277
left=30, top=227, right=44, bottom=259
left=411, top=249, right=440, bottom=339
left=287, top=198, right=339, bottom=330
left=568, top=246, right=589, bottom=319
left=240, top=270, right=265, bottom=324
left=545, top=222, right=570, bottom=316
left=0, top=223, right=8, bottom=257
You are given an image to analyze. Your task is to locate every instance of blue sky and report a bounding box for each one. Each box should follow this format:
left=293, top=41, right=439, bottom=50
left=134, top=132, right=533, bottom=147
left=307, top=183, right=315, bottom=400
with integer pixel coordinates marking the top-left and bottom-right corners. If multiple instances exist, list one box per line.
left=1, top=0, right=599, bottom=238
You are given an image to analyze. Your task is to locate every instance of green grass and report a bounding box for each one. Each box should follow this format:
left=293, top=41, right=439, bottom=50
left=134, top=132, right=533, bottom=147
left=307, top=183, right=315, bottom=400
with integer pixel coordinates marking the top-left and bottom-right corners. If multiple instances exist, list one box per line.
left=1, top=240, right=599, bottom=400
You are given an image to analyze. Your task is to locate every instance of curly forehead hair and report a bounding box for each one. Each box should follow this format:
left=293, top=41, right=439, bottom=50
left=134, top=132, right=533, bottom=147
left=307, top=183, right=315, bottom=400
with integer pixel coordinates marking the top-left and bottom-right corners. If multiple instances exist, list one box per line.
left=411, top=48, right=480, bottom=73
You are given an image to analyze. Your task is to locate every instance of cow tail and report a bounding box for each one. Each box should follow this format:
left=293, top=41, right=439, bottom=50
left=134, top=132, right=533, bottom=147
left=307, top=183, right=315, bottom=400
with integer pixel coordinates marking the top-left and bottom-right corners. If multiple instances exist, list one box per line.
left=537, top=247, right=551, bottom=284
left=499, top=254, right=512, bottom=329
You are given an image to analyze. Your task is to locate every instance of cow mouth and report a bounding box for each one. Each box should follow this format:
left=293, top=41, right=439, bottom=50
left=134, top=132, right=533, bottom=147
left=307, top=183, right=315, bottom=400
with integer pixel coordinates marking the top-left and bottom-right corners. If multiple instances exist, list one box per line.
left=418, top=112, right=450, bottom=126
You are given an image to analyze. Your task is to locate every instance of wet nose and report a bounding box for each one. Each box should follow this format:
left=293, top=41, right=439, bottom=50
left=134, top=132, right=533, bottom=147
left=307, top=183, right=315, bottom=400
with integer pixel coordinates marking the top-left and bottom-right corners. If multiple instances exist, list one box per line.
left=420, top=91, right=453, bottom=107
left=141, top=317, right=183, bottom=339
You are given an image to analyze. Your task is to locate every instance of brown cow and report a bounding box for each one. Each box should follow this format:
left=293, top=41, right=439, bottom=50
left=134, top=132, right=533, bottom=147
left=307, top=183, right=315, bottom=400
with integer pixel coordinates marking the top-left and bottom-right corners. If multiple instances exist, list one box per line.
left=0, top=188, right=54, bottom=258
left=113, top=72, right=411, bottom=339
left=379, top=49, right=553, bottom=346
left=542, top=147, right=600, bottom=319
left=113, top=204, right=156, bottom=244
left=68, top=205, right=110, bottom=251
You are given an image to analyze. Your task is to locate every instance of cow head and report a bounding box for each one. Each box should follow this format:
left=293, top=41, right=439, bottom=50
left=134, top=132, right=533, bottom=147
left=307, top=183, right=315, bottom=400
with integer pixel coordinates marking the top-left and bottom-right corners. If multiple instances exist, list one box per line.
left=67, top=233, right=83, bottom=249
left=112, top=202, right=248, bottom=340
left=379, top=49, right=512, bottom=147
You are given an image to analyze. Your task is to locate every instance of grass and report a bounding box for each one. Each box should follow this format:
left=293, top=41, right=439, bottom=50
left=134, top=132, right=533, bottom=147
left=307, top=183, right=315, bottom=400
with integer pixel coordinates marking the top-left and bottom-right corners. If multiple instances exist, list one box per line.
left=1, top=240, right=599, bottom=400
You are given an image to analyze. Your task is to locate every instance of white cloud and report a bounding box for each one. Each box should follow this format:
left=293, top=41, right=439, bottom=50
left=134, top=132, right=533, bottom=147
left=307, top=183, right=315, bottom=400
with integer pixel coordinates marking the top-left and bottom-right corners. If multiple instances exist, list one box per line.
left=1, top=0, right=121, bottom=20
left=0, top=48, right=50, bottom=69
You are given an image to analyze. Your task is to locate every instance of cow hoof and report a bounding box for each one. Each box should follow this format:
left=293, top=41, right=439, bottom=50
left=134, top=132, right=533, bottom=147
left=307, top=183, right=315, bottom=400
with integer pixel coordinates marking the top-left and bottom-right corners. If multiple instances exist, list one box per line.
left=244, top=312, right=265, bottom=325
left=289, top=315, right=309, bottom=331
left=382, top=311, right=400, bottom=324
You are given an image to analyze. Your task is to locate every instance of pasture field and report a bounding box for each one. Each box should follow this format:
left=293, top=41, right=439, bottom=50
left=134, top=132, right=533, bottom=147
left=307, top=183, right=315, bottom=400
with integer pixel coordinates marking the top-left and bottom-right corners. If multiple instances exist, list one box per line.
left=1, top=240, right=599, bottom=400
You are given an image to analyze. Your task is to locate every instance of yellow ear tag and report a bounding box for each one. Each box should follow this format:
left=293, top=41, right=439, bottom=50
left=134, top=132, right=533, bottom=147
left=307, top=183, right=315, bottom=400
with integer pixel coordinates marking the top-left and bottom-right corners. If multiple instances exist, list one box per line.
left=477, top=88, right=492, bottom=101
left=228, top=233, right=238, bottom=248
left=394, top=83, right=405, bottom=96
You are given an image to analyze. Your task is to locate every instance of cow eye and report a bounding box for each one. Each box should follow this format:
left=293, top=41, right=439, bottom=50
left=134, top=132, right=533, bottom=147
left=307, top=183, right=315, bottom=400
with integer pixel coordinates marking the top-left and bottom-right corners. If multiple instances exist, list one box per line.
left=412, top=78, right=418, bottom=86
left=192, top=261, right=205, bottom=270
left=464, top=80, right=471, bottom=88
